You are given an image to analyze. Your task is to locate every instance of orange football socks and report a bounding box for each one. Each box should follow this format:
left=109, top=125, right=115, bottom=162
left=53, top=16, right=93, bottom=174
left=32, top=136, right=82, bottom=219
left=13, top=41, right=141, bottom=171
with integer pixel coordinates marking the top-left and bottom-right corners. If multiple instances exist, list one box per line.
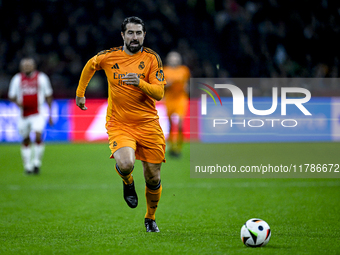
left=145, top=181, right=162, bottom=220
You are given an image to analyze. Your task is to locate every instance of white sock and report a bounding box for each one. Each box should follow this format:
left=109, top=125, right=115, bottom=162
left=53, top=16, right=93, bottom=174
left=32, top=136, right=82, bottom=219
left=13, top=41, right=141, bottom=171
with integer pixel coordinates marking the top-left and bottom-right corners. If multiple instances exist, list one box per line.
left=21, top=145, right=33, bottom=171
left=33, top=143, right=45, bottom=168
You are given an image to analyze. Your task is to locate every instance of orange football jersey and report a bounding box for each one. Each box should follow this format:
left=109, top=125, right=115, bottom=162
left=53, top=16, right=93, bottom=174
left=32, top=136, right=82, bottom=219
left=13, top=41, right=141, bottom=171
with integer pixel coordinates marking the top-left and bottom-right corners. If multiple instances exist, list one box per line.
left=163, top=65, right=190, bottom=99
left=77, top=46, right=166, bottom=125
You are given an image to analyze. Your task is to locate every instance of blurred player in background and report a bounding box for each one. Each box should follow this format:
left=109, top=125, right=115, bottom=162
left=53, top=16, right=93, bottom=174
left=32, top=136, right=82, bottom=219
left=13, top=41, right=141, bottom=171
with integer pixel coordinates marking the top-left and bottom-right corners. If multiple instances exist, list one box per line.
left=76, top=17, right=166, bottom=232
left=8, top=57, right=53, bottom=175
left=163, top=51, right=190, bottom=158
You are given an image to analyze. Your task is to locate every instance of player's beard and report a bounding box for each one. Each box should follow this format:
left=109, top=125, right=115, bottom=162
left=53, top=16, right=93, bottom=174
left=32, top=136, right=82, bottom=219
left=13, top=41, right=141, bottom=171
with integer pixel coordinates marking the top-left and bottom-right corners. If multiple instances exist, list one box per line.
left=126, top=40, right=143, bottom=53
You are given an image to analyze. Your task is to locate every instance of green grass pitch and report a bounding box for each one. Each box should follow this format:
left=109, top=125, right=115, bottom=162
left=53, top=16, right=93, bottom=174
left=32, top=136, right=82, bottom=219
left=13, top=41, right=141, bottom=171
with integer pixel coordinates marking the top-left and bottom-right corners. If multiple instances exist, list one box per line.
left=1, top=142, right=339, bottom=254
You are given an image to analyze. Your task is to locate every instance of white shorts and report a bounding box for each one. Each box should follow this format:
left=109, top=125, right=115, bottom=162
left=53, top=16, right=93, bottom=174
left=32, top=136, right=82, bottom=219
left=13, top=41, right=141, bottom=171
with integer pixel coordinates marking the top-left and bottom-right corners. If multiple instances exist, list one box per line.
left=18, top=113, right=46, bottom=138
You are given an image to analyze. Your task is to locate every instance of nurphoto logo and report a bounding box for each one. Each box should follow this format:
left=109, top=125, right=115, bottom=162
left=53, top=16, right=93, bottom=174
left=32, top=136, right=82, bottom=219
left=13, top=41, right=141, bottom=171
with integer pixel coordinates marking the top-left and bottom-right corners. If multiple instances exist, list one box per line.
left=189, top=78, right=338, bottom=179
left=199, top=83, right=312, bottom=128
left=199, top=82, right=223, bottom=115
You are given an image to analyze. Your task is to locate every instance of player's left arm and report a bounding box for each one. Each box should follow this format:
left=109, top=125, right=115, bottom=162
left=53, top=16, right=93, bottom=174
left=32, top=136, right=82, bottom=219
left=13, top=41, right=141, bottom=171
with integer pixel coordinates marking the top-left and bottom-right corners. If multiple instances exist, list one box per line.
left=122, top=55, right=166, bottom=101
left=122, top=73, right=165, bottom=101
left=40, top=73, right=54, bottom=125
left=46, top=95, right=53, bottom=126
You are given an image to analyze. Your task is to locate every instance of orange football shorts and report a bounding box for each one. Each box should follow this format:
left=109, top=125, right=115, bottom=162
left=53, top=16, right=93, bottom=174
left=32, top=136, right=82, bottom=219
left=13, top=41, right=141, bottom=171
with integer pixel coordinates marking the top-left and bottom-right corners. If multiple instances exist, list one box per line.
left=106, top=119, right=166, bottom=163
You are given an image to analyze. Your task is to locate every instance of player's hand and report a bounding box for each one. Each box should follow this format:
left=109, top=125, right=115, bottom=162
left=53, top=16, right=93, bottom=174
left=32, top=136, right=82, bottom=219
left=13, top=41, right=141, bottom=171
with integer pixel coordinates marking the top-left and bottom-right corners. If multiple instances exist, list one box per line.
left=122, top=73, right=140, bottom=87
left=48, top=115, right=53, bottom=126
left=76, top=96, right=87, bottom=110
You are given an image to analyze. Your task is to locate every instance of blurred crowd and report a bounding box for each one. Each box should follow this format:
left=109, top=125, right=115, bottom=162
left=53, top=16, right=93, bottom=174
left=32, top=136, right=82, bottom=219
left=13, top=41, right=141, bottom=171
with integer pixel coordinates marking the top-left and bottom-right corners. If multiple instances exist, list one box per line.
left=0, top=0, right=339, bottom=98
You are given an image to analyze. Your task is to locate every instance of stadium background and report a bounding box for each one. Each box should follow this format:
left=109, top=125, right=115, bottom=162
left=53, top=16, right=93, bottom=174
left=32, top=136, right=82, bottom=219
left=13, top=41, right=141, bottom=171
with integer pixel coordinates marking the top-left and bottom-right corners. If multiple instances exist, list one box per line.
left=1, top=0, right=340, bottom=143
left=1, top=1, right=340, bottom=254
left=0, top=0, right=339, bottom=99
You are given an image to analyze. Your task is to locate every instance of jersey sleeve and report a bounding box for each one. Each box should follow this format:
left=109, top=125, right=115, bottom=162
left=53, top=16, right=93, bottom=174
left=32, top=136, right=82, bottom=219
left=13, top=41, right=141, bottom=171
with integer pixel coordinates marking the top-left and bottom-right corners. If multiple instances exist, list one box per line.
left=149, top=54, right=166, bottom=86
left=76, top=54, right=104, bottom=97
left=39, top=72, right=53, bottom=97
left=8, top=74, right=20, bottom=100
left=137, top=54, right=166, bottom=101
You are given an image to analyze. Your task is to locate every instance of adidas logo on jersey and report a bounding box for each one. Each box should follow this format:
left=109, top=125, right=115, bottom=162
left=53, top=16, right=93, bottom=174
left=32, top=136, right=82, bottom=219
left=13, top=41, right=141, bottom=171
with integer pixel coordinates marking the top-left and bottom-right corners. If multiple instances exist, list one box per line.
left=112, top=63, right=119, bottom=69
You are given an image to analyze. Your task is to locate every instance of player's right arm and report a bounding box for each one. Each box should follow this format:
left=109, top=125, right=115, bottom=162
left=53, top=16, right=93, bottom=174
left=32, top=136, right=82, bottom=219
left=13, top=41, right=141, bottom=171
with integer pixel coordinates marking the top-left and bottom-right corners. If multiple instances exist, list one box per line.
left=8, top=74, right=22, bottom=107
left=76, top=56, right=101, bottom=110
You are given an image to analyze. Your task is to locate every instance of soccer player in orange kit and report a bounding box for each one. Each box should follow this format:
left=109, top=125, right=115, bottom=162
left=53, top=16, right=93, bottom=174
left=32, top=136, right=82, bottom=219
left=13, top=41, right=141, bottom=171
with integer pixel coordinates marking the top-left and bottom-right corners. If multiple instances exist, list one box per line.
left=163, top=51, right=190, bottom=157
left=75, top=17, right=166, bottom=232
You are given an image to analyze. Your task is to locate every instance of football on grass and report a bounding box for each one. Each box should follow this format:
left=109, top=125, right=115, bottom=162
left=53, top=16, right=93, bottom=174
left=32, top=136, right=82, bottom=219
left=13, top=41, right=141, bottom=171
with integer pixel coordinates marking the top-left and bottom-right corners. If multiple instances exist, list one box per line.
left=240, top=218, right=271, bottom=247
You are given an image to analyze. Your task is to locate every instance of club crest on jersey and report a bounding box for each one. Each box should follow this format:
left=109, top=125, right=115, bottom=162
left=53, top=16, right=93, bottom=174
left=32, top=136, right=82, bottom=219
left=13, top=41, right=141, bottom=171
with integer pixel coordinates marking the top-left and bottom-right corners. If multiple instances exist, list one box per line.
left=156, top=70, right=164, bottom=82
left=138, top=61, right=145, bottom=70
left=112, top=141, right=117, bottom=148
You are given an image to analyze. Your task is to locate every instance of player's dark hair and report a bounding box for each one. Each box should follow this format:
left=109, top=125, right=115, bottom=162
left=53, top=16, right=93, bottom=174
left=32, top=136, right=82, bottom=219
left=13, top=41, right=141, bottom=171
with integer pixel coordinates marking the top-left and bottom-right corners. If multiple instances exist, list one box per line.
left=121, top=16, right=145, bottom=33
